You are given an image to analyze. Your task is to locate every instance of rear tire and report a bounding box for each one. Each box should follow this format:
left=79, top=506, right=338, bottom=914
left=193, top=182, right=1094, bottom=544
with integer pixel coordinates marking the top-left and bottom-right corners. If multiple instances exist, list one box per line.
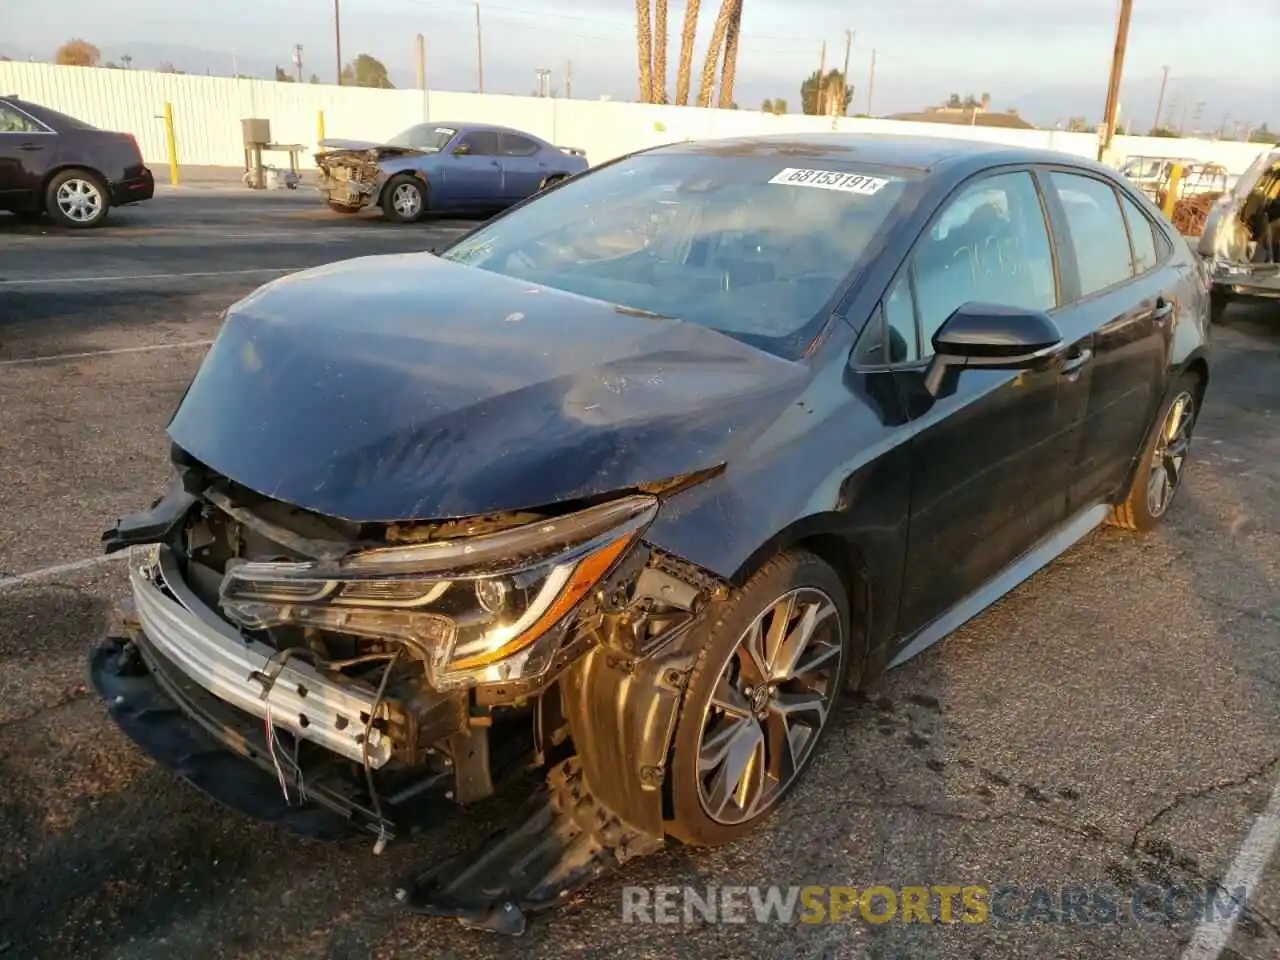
left=665, top=550, right=854, bottom=847
left=1109, top=371, right=1201, bottom=532
left=382, top=175, right=427, bottom=223
left=540, top=174, right=567, bottom=191
left=45, top=169, right=110, bottom=228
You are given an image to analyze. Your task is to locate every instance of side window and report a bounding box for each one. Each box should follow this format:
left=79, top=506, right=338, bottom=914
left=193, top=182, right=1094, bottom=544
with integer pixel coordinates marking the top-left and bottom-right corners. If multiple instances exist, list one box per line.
left=0, top=105, right=38, bottom=133
left=459, top=131, right=500, bottom=156
left=1047, top=172, right=1132, bottom=296
left=1119, top=192, right=1158, bottom=274
left=912, top=171, right=1057, bottom=353
left=500, top=134, right=540, bottom=157
left=853, top=274, right=919, bottom=367
left=884, top=274, right=919, bottom=363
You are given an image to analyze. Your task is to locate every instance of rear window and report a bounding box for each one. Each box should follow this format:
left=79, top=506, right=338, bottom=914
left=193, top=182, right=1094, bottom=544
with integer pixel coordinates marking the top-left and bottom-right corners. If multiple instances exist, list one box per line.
left=441, top=152, right=915, bottom=359
left=21, top=103, right=98, bottom=131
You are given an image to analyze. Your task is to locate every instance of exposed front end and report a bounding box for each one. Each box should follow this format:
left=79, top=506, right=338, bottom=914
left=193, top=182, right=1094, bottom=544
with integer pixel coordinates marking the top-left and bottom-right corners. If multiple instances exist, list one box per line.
left=92, top=459, right=725, bottom=930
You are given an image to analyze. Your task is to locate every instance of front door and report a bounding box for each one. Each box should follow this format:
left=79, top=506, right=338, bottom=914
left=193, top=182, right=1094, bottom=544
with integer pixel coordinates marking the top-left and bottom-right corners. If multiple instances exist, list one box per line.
left=891, top=168, right=1071, bottom=639
left=438, top=130, right=504, bottom=207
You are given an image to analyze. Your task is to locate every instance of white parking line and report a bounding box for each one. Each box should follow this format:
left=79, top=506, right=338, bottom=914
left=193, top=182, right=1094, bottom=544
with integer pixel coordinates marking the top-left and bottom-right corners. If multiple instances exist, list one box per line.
left=0, top=267, right=299, bottom=287
left=0, top=340, right=213, bottom=367
left=1181, top=773, right=1280, bottom=960
left=0, top=553, right=126, bottom=591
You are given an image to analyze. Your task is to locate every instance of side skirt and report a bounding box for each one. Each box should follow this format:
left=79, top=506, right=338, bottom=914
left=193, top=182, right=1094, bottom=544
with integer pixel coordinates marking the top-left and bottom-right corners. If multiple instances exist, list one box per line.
left=887, top=503, right=1111, bottom=669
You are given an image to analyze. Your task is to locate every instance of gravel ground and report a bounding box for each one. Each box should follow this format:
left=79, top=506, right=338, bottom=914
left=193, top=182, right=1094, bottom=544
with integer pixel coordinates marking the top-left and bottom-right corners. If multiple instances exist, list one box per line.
left=0, top=194, right=1277, bottom=960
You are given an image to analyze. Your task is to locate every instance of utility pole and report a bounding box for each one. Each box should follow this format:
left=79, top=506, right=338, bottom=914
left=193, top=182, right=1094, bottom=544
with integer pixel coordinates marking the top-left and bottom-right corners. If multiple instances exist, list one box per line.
left=293, top=44, right=304, bottom=82
left=866, top=48, right=876, bottom=117
left=839, top=29, right=853, bottom=116
left=565, top=59, right=573, bottom=99
left=415, top=34, right=426, bottom=89
left=816, top=40, right=827, bottom=115
left=334, top=0, right=343, bottom=85
left=475, top=3, right=485, bottom=94
left=1152, top=64, right=1170, bottom=135
left=1097, top=0, right=1133, bottom=161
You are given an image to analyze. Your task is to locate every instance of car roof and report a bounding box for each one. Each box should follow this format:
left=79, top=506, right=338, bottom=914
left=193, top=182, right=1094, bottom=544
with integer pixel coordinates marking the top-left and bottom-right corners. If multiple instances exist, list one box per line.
left=648, top=132, right=1117, bottom=177
left=429, top=121, right=542, bottom=139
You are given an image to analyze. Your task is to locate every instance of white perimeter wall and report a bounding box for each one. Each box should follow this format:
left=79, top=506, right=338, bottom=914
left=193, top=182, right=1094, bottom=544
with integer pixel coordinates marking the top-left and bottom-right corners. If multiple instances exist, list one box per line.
left=2, top=61, right=1269, bottom=176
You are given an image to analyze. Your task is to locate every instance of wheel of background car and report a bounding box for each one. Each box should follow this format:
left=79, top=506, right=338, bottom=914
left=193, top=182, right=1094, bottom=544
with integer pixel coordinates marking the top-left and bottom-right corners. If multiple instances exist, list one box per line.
left=1109, top=371, right=1202, bottom=532
left=382, top=175, right=426, bottom=224
left=540, top=174, right=566, bottom=190
left=45, top=169, right=109, bottom=228
left=665, top=549, right=857, bottom=846
left=326, top=200, right=362, bottom=215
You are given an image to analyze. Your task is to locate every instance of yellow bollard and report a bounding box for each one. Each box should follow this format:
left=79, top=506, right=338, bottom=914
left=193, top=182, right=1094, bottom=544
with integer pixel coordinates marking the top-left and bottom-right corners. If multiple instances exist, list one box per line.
left=163, top=102, right=179, bottom=187
left=1162, top=163, right=1183, bottom=218
left=317, top=110, right=326, bottom=144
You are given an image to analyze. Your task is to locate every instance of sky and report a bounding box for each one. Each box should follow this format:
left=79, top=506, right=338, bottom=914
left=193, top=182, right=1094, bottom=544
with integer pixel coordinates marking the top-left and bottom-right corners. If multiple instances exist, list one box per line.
left=2, top=0, right=1277, bottom=131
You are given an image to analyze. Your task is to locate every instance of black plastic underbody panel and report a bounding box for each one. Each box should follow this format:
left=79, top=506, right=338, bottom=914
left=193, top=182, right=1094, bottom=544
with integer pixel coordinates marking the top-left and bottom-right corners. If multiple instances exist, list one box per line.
left=89, top=635, right=358, bottom=839
left=402, top=756, right=664, bottom=934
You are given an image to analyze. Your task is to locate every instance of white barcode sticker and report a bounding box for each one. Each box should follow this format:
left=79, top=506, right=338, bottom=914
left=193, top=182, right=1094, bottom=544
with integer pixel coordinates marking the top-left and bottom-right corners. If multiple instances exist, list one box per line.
left=768, top=168, right=892, bottom=195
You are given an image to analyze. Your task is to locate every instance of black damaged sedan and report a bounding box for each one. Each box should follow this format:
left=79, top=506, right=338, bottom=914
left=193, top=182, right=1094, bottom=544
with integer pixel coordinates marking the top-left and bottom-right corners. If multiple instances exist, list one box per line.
left=94, top=133, right=1210, bottom=933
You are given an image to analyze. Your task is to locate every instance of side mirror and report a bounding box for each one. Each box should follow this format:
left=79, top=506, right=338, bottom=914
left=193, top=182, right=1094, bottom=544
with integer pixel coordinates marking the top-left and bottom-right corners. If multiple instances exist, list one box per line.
left=923, top=302, right=1061, bottom=396
left=452, top=142, right=471, bottom=156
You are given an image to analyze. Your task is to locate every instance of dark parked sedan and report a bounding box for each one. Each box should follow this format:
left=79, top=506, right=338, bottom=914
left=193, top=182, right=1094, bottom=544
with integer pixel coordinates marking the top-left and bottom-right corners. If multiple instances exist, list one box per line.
left=93, top=133, right=1209, bottom=933
left=0, top=95, right=154, bottom=227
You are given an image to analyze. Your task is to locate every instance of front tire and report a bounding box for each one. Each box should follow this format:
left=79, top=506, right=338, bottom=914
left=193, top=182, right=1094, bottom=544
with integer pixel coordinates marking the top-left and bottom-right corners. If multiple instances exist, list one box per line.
left=1110, top=372, right=1201, bottom=531
left=46, top=169, right=110, bottom=228
left=382, top=175, right=426, bottom=223
left=665, top=550, right=854, bottom=847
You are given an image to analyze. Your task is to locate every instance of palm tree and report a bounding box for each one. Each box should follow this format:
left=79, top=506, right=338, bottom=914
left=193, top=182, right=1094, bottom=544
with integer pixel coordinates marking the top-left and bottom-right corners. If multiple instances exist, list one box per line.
left=696, top=0, right=735, bottom=107
left=675, top=0, right=701, bottom=105
left=636, top=0, right=654, bottom=102
left=652, top=0, right=669, bottom=103
left=717, top=0, right=742, bottom=108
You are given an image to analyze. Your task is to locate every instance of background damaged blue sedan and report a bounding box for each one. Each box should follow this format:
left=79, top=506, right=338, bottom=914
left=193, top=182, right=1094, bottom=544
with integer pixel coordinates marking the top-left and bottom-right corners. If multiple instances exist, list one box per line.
left=94, top=133, right=1210, bottom=935
left=315, top=120, right=588, bottom=221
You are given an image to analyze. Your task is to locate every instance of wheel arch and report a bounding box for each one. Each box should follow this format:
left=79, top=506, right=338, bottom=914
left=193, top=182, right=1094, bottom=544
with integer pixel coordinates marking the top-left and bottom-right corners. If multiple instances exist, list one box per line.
left=41, top=163, right=109, bottom=198
left=728, top=515, right=875, bottom=663
left=376, top=169, right=429, bottom=209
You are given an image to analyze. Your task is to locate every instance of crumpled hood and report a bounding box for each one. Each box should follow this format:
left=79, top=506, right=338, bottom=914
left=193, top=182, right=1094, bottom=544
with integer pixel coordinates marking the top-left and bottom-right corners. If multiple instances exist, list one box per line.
left=168, top=254, right=807, bottom=521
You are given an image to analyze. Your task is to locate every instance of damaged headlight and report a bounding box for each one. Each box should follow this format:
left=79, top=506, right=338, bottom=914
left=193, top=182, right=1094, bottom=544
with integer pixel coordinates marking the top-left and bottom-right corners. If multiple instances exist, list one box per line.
left=218, top=496, right=657, bottom=690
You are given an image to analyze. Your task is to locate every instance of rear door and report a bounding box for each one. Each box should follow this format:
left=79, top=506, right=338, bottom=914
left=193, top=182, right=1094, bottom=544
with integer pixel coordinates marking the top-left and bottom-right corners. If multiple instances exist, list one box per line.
left=890, top=168, right=1071, bottom=639
left=0, top=101, right=55, bottom=201
left=497, top=133, right=546, bottom=201
left=438, top=130, right=504, bottom=205
left=1039, top=169, right=1174, bottom=513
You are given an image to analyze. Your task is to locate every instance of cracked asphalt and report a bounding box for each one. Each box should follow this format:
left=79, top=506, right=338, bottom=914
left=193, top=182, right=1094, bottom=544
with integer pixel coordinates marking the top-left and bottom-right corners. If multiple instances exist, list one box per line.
left=0, top=193, right=1277, bottom=960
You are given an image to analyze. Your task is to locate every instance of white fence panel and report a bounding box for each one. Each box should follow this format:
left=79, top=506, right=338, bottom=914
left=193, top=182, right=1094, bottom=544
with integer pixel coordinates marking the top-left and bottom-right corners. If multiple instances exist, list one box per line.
left=2, top=61, right=1269, bottom=175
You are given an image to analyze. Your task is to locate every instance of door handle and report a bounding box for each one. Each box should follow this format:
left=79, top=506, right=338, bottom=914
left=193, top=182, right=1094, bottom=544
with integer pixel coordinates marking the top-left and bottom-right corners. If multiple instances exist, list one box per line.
left=18, top=142, right=43, bottom=151
left=1060, top=347, right=1093, bottom=376
left=1153, top=298, right=1174, bottom=322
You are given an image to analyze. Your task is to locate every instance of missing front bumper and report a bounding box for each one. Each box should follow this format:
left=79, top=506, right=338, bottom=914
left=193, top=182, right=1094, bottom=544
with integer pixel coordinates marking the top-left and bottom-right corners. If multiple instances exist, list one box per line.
left=128, top=545, right=396, bottom=767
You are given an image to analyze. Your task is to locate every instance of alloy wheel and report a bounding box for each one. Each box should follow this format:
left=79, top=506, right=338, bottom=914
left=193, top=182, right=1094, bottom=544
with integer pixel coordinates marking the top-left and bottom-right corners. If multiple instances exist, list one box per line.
left=392, top=183, right=422, bottom=219
left=56, top=178, right=104, bottom=224
left=695, top=587, right=844, bottom=825
left=1147, top=390, right=1195, bottom=518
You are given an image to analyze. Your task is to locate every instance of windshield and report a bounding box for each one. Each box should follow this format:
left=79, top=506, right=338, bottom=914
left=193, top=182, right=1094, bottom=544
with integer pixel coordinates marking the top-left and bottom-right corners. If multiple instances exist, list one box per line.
left=386, top=124, right=457, bottom=151
left=440, top=151, right=914, bottom=358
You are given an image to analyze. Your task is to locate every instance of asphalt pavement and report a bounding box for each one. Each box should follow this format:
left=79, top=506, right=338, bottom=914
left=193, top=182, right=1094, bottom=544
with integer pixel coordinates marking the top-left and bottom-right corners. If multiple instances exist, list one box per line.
left=0, top=192, right=1277, bottom=960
